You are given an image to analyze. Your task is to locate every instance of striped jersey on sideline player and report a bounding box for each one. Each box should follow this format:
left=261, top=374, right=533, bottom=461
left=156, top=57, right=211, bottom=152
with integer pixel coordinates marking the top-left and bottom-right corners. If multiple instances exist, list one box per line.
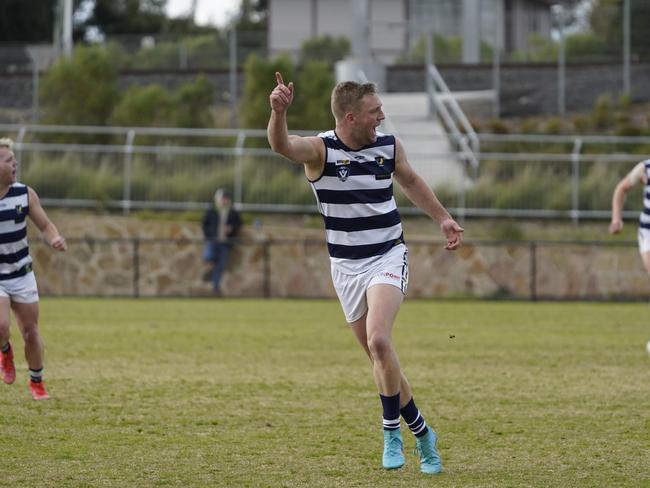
left=0, top=183, right=31, bottom=280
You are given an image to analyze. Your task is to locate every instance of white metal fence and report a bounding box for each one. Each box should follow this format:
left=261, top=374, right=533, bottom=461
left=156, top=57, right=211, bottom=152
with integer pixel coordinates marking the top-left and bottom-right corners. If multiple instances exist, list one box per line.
left=2, top=123, right=648, bottom=222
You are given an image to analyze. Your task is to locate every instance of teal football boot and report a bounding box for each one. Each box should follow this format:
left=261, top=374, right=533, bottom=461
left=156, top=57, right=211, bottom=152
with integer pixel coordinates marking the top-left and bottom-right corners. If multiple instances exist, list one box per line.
left=382, top=429, right=405, bottom=469
left=415, top=429, right=442, bottom=474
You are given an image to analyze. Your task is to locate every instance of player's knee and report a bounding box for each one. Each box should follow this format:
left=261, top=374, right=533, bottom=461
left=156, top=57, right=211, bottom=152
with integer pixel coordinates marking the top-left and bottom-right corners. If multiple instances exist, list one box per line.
left=367, top=332, right=391, bottom=359
left=21, top=326, right=41, bottom=346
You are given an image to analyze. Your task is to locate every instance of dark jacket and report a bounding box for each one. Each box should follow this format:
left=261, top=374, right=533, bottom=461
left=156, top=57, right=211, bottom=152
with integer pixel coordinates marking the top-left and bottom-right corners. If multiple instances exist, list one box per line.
left=202, top=207, right=242, bottom=242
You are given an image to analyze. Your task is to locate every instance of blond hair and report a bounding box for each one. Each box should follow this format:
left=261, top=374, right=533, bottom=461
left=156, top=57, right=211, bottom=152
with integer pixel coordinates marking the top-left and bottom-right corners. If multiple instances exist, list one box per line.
left=0, top=138, right=14, bottom=150
left=331, top=81, right=377, bottom=121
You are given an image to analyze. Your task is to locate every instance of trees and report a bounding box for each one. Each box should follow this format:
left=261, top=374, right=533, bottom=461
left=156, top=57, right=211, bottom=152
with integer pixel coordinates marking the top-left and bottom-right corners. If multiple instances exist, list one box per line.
left=40, top=44, right=120, bottom=127
left=40, top=43, right=214, bottom=130
left=83, top=0, right=167, bottom=35
left=240, top=53, right=335, bottom=132
left=241, top=55, right=294, bottom=130
left=74, top=0, right=217, bottom=41
left=589, top=0, right=650, bottom=60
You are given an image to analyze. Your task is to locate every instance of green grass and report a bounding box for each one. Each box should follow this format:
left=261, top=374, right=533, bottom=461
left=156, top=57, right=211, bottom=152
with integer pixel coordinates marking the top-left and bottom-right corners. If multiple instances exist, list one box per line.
left=1, top=299, right=649, bottom=487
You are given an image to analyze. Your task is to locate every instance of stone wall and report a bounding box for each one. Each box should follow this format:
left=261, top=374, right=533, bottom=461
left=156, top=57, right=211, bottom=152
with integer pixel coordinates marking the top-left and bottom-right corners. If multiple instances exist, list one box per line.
left=26, top=214, right=650, bottom=300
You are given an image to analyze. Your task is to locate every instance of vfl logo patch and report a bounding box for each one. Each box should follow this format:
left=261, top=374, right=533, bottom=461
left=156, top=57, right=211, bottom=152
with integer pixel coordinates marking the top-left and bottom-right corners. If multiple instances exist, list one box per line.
left=14, top=204, right=25, bottom=223
left=335, top=159, right=350, bottom=182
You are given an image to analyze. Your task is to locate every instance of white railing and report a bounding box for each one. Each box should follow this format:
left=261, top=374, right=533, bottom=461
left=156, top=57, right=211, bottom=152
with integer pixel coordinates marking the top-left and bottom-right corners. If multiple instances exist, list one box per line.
left=1, top=123, right=649, bottom=222
left=425, top=63, right=480, bottom=175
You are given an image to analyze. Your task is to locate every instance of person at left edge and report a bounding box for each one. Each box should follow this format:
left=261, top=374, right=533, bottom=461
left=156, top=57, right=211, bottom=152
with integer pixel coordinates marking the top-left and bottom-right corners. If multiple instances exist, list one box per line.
left=0, top=137, right=67, bottom=400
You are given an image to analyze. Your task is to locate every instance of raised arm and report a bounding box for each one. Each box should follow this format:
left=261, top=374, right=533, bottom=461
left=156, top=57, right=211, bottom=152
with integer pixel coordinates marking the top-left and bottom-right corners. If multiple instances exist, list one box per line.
left=393, top=138, right=464, bottom=250
left=267, top=72, right=323, bottom=167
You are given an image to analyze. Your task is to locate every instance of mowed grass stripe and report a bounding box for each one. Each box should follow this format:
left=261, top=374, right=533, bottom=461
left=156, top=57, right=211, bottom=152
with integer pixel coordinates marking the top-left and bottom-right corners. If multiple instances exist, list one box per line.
left=0, top=299, right=647, bottom=487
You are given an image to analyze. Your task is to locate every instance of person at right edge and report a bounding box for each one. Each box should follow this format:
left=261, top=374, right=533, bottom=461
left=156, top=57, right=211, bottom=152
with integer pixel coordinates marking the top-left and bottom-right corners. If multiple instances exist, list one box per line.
left=609, top=158, right=650, bottom=352
left=267, top=72, right=464, bottom=474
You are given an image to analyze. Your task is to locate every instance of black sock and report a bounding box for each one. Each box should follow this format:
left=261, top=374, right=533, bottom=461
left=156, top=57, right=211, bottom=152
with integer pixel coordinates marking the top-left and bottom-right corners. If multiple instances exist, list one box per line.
left=400, top=397, right=429, bottom=438
left=1, top=342, right=10, bottom=354
left=379, top=392, right=401, bottom=431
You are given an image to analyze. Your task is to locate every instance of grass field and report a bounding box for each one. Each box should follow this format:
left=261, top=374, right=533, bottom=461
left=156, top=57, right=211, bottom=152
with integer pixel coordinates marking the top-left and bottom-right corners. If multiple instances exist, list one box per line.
left=1, top=298, right=648, bottom=487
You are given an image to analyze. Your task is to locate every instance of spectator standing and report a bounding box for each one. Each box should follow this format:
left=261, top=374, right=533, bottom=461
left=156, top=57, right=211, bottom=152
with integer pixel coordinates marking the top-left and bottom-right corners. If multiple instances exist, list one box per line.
left=202, top=189, right=241, bottom=296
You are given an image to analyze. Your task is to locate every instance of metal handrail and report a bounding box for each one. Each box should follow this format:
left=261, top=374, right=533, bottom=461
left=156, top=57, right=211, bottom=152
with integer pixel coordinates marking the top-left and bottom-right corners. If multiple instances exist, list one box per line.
left=426, top=63, right=480, bottom=173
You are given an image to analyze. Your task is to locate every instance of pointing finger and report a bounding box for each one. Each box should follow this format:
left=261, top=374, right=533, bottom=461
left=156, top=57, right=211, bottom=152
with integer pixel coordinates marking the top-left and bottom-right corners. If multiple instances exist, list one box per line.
left=275, top=72, right=284, bottom=86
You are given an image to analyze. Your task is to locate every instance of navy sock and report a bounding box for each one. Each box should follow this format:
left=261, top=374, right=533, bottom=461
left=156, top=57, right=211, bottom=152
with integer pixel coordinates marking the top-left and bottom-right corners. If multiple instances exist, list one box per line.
left=1, top=342, right=10, bottom=354
left=29, top=368, right=43, bottom=383
left=400, top=397, right=429, bottom=438
left=379, top=392, right=401, bottom=431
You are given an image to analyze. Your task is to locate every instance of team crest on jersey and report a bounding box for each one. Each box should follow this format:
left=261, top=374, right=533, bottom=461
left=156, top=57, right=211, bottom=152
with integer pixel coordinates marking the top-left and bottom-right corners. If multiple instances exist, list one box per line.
left=15, top=204, right=23, bottom=214
left=336, top=159, right=350, bottom=181
left=375, top=157, right=385, bottom=166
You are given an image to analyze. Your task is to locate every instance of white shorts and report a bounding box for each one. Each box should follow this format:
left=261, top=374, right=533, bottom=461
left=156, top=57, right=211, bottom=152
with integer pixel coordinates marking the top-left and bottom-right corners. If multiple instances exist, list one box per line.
left=0, top=271, right=39, bottom=304
left=331, top=244, right=409, bottom=323
left=639, top=228, right=650, bottom=254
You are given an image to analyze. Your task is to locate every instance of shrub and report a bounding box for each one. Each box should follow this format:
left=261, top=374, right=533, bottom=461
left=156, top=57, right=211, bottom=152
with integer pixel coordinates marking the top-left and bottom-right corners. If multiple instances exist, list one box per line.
left=486, top=118, right=510, bottom=134
left=240, top=54, right=335, bottom=135
left=40, top=44, right=120, bottom=140
left=300, top=35, right=350, bottom=66
left=543, top=117, right=564, bottom=135
left=241, top=54, right=295, bottom=131
left=566, top=33, right=608, bottom=61
left=131, top=39, right=183, bottom=70
left=571, top=115, right=592, bottom=134
left=170, top=75, right=214, bottom=128
left=293, top=61, right=335, bottom=131
left=592, top=93, right=614, bottom=129
left=110, top=84, right=173, bottom=128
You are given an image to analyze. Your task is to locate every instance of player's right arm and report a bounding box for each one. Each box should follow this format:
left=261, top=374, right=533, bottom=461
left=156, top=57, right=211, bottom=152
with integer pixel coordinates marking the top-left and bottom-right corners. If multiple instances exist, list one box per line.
left=610, top=161, right=646, bottom=234
left=267, top=72, right=323, bottom=171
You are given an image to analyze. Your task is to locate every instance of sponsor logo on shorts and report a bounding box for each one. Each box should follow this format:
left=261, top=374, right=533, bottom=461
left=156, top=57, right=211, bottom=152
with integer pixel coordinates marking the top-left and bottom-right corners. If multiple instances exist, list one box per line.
left=380, top=271, right=400, bottom=280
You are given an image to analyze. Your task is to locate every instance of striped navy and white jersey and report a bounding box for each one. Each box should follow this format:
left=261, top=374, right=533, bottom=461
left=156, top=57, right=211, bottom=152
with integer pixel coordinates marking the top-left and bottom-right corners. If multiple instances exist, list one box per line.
left=0, top=183, right=32, bottom=280
left=309, top=130, right=404, bottom=274
left=640, top=160, right=650, bottom=230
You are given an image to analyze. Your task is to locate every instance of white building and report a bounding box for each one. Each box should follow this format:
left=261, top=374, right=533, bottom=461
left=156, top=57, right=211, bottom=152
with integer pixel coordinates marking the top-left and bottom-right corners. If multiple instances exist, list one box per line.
left=268, top=0, right=554, bottom=63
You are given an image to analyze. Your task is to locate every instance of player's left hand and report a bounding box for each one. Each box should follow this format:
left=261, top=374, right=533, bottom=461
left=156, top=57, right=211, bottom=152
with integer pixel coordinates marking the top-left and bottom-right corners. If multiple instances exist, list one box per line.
left=440, top=218, right=464, bottom=250
left=608, top=220, right=623, bottom=234
left=50, top=236, right=67, bottom=251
